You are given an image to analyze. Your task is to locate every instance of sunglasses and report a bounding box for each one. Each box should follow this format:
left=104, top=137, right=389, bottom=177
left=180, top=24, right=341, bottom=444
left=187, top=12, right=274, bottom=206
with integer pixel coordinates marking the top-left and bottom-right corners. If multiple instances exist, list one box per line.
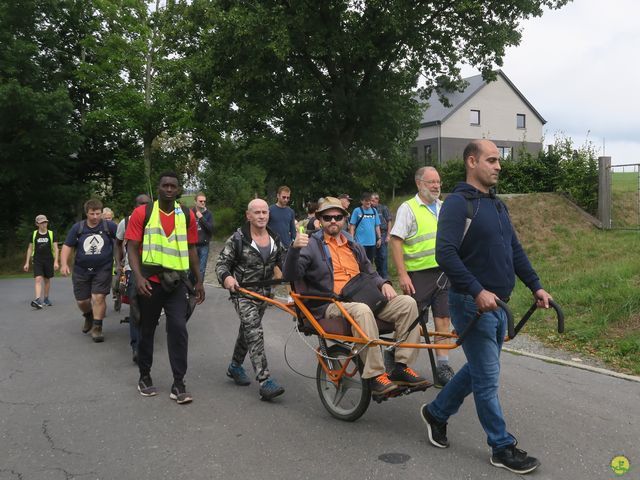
left=321, top=214, right=344, bottom=222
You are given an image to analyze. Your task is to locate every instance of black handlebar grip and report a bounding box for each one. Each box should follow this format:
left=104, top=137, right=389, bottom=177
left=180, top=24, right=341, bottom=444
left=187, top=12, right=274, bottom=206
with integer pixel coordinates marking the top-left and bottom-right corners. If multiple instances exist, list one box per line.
left=496, top=299, right=515, bottom=339
left=549, top=299, right=564, bottom=334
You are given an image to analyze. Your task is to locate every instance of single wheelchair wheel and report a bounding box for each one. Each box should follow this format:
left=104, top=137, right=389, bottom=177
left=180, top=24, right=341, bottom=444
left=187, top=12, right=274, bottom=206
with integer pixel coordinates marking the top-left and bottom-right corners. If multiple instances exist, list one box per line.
left=316, top=344, right=371, bottom=422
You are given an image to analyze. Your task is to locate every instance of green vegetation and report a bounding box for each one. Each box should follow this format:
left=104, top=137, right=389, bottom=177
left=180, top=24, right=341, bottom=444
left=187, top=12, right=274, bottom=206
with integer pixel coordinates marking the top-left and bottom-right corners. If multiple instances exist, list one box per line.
left=505, top=194, right=640, bottom=375
left=438, top=134, right=598, bottom=215
left=611, top=171, right=639, bottom=229
left=386, top=192, right=640, bottom=375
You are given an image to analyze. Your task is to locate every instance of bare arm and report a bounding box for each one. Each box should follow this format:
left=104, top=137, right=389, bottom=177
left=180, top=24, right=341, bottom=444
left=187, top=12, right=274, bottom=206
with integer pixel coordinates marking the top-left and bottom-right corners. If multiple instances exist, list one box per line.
left=23, top=244, right=32, bottom=271
left=53, top=242, right=59, bottom=270
left=60, top=245, right=73, bottom=276
left=188, top=244, right=205, bottom=304
left=390, top=236, right=415, bottom=295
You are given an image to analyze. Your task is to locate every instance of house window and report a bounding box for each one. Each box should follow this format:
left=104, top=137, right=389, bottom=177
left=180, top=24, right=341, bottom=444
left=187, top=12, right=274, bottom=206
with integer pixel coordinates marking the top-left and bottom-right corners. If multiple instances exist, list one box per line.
left=424, top=145, right=432, bottom=165
left=516, top=114, right=526, bottom=129
left=410, top=147, right=418, bottom=162
left=497, top=146, right=512, bottom=159
left=470, top=109, right=480, bottom=125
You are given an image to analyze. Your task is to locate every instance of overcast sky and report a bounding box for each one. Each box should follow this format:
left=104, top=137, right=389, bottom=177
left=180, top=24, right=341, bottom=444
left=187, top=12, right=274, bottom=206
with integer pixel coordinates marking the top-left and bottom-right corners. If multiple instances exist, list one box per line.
left=460, top=0, right=638, bottom=165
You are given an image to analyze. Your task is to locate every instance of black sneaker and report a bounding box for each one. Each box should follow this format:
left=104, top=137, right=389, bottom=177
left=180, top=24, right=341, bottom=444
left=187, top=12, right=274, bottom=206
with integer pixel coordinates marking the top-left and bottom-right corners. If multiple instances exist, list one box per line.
left=435, top=364, right=455, bottom=387
left=259, top=378, right=285, bottom=401
left=170, top=380, right=193, bottom=404
left=369, top=372, right=398, bottom=396
left=420, top=404, right=449, bottom=448
left=491, top=444, right=540, bottom=474
left=30, top=300, right=43, bottom=310
left=137, top=375, right=158, bottom=397
left=389, top=366, right=432, bottom=387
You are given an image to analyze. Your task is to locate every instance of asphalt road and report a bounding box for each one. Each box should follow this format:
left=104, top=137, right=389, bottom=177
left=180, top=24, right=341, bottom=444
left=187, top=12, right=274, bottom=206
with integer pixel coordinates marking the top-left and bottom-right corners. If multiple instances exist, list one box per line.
left=1, top=277, right=638, bottom=480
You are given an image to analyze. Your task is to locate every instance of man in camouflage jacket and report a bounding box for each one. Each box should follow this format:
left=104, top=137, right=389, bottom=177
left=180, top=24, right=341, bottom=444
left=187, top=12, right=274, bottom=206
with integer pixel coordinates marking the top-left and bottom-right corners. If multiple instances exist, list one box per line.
left=215, top=198, right=286, bottom=401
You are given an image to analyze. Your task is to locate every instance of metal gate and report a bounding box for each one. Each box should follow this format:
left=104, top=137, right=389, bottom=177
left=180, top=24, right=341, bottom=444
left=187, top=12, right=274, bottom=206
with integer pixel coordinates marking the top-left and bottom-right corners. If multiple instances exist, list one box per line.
left=604, top=161, right=640, bottom=230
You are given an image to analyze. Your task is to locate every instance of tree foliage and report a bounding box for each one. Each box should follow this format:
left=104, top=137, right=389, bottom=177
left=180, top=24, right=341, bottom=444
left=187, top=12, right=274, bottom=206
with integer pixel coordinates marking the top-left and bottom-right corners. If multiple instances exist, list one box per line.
left=169, top=0, right=569, bottom=207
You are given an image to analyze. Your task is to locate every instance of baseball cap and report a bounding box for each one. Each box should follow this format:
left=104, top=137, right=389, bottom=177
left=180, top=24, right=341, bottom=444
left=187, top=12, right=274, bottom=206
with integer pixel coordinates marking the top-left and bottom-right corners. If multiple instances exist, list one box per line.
left=35, top=214, right=48, bottom=225
left=337, top=193, right=352, bottom=200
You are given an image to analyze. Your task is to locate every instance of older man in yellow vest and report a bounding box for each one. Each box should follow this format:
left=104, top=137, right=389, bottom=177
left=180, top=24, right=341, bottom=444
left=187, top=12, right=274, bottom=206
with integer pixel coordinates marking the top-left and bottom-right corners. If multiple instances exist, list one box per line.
left=390, top=166, right=454, bottom=386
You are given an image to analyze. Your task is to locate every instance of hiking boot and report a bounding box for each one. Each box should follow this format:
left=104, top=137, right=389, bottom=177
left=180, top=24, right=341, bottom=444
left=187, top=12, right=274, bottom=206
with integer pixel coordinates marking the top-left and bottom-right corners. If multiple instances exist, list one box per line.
left=490, top=444, right=540, bottom=474
left=43, top=297, right=53, bottom=307
left=227, top=363, right=251, bottom=386
left=30, top=299, right=43, bottom=310
left=389, top=366, right=431, bottom=387
left=435, top=364, right=455, bottom=387
left=170, top=380, right=193, bottom=404
left=420, top=404, right=449, bottom=448
left=82, top=312, right=93, bottom=334
left=138, top=374, right=158, bottom=397
left=259, top=378, right=285, bottom=401
left=369, top=372, right=398, bottom=397
left=90, top=322, right=104, bottom=343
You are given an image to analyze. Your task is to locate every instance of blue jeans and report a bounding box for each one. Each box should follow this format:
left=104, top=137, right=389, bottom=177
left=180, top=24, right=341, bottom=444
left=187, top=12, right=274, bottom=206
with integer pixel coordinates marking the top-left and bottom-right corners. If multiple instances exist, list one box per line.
left=196, top=244, right=209, bottom=279
left=428, top=290, right=514, bottom=453
left=375, top=236, right=389, bottom=279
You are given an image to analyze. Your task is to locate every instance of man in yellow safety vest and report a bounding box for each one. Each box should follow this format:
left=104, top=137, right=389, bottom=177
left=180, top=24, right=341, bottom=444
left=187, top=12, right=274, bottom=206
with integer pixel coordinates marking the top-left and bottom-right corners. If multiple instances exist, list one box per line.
left=126, top=172, right=205, bottom=404
left=390, top=166, right=455, bottom=386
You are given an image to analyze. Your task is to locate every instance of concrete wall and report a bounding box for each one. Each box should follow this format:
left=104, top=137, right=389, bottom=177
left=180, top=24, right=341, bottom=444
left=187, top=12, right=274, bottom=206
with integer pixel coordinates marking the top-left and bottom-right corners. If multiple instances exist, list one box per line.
left=441, top=75, right=544, bottom=143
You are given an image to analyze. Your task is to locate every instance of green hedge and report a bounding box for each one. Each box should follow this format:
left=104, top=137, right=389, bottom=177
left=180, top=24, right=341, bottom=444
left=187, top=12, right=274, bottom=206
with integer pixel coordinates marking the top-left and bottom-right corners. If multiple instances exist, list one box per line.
left=438, top=136, right=598, bottom=214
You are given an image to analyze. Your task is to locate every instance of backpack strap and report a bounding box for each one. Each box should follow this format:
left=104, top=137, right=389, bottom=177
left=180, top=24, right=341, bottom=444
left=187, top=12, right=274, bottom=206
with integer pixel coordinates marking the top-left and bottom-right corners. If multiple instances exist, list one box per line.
left=353, top=207, right=365, bottom=232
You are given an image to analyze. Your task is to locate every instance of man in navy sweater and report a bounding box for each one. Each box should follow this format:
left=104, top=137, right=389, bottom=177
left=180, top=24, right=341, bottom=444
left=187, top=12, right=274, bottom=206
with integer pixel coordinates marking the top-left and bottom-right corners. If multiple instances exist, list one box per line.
left=420, top=139, right=552, bottom=475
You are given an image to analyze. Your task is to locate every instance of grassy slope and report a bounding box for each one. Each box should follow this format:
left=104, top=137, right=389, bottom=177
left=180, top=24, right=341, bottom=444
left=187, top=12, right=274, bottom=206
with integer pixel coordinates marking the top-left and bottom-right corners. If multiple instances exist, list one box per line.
left=502, top=194, right=639, bottom=374
left=388, top=192, right=640, bottom=375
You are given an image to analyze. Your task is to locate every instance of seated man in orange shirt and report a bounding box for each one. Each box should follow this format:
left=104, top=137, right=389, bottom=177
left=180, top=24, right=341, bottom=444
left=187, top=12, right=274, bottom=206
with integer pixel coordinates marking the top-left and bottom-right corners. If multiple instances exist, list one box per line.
left=283, top=197, right=429, bottom=397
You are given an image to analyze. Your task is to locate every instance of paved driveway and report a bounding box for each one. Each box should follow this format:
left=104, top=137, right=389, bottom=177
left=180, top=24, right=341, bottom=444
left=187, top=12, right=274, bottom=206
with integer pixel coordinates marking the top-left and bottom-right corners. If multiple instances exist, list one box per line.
left=1, top=277, right=638, bottom=479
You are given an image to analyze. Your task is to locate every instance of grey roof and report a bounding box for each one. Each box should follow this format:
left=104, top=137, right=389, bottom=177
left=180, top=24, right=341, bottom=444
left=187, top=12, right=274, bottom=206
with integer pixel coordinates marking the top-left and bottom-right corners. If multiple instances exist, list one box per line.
left=418, top=70, right=546, bottom=126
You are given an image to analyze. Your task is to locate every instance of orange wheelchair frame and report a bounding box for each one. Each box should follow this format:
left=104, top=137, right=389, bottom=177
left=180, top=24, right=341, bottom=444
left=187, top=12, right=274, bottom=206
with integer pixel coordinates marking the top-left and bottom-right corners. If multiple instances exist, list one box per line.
left=237, top=284, right=564, bottom=422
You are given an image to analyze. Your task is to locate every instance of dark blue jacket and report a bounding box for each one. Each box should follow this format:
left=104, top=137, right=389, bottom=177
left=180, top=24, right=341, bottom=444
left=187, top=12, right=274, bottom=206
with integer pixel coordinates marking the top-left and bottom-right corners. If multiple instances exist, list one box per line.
left=435, top=182, right=542, bottom=300
left=283, top=230, right=386, bottom=318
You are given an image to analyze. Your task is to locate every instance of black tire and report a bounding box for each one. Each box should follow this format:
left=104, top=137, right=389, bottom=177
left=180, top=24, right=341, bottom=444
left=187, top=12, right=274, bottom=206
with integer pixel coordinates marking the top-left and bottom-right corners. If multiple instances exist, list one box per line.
left=316, top=344, right=371, bottom=422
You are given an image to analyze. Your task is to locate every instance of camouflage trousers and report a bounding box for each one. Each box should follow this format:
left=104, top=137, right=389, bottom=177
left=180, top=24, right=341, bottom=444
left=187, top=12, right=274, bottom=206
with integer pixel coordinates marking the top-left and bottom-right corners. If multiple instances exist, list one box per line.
left=231, top=297, right=270, bottom=382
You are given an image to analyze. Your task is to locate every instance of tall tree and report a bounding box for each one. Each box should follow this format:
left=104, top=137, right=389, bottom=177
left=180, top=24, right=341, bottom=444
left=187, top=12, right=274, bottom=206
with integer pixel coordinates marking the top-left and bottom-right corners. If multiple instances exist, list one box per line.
left=173, top=0, right=569, bottom=201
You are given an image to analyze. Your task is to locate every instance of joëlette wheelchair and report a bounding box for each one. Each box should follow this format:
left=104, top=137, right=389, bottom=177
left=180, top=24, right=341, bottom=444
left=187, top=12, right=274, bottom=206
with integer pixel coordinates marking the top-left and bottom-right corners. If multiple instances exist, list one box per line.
left=237, top=280, right=564, bottom=422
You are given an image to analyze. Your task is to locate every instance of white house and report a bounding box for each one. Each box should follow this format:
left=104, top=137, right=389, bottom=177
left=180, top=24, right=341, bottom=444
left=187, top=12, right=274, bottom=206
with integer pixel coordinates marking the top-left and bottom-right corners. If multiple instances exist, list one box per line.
left=412, top=70, right=545, bottom=164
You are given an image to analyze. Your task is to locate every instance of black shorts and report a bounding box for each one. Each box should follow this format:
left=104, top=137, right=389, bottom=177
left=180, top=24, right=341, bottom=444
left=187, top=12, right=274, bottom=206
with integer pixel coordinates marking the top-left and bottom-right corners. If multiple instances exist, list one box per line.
left=33, top=259, right=54, bottom=279
left=72, top=268, right=112, bottom=301
left=408, top=268, right=450, bottom=318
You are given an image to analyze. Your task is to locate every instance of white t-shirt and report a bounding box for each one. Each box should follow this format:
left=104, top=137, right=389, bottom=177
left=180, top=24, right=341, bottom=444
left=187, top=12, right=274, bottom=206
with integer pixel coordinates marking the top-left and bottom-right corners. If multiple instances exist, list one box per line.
left=390, top=194, right=441, bottom=240
left=116, top=218, right=130, bottom=271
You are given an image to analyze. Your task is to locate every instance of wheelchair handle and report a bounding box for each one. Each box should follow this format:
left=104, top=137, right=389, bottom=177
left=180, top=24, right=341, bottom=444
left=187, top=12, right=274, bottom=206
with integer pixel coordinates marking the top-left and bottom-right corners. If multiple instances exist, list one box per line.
left=513, top=299, right=564, bottom=337
left=456, top=298, right=513, bottom=345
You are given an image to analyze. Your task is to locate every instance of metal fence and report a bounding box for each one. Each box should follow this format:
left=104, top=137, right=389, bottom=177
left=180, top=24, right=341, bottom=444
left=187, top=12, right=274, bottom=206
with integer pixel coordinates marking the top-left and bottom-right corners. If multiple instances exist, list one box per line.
left=601, top=158, right=640, bottom=230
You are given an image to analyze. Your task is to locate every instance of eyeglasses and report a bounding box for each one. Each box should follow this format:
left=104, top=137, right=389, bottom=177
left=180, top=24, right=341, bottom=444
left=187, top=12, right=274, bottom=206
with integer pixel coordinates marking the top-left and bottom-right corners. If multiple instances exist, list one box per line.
left=38, top=221, right=48, bottom=224
left=321, top=214, right=344, bottom=222
left=420, top=180, right=441, bottom=186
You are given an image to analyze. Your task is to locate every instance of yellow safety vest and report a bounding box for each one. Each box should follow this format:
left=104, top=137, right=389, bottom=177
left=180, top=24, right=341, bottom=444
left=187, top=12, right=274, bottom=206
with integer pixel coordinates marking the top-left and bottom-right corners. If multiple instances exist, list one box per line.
left=402, top=197, right=439, bottom=271
left=142, top=201, right=190, bottom=271
left=32, top=230, right=55, bottom=257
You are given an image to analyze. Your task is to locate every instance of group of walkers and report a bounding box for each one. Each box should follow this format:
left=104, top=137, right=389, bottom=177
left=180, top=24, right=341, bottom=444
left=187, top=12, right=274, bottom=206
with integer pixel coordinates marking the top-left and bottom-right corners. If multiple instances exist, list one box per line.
left=23, top=139, right=552, bottom=475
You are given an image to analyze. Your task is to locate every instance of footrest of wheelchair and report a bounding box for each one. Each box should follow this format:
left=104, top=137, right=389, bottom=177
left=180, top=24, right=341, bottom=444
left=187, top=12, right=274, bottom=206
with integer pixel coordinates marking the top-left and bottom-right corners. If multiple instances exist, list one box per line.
left=405, top=382, right=432, bottom=394
left=372, top=386, right=408, bottom=403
